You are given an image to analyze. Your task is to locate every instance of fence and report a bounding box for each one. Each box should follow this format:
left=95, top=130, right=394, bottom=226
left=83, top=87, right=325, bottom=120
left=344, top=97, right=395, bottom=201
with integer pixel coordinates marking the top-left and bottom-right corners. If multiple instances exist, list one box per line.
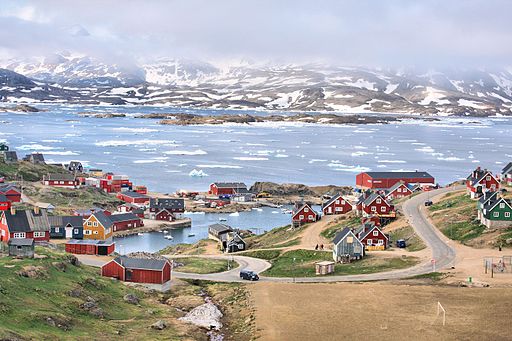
left=483, top=256, right=512, bottom=275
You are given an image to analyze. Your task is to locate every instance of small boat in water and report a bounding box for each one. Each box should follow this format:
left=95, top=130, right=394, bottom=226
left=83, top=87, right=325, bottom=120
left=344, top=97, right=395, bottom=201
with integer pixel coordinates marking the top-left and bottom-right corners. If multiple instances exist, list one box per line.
left=219, top=217, right=227, bottom=221
left=137, top=232, right=144, bottom=236
left=163, top=230, right=169, bottom=234
left=164, top=235, right=173, bottom=240
left=188, top=233, right=196, bottom=237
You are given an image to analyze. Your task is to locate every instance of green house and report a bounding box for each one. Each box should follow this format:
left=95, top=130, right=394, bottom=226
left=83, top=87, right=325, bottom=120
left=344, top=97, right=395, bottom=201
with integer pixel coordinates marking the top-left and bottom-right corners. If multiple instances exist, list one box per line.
left=0, top=143, right=8, bottom=152
left=481, top=197, right=512, bottom=229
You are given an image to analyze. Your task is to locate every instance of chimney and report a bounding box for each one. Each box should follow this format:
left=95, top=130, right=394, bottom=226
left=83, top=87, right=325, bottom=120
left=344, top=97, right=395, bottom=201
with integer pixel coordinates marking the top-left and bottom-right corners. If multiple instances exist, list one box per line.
left=34, top=205, right=40, bottom=215
left=10, top=207, right=15, bottom=215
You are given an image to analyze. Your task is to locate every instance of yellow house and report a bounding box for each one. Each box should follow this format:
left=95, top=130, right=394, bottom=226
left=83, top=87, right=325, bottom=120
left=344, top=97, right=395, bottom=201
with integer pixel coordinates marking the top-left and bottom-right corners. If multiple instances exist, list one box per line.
left=83, top=211, right=113, bottom=240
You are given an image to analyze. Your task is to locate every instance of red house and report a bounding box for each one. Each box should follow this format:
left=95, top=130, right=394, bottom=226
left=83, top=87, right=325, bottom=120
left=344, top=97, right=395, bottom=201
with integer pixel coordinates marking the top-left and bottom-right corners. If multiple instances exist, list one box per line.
left=466, top=167, right=500, bottom=199
left=42, top=173, right=79, bottom=188
left=209, top=182, right=248, bottom=196
left=109, top=213, right=144, bottom=232
left=356, top=171, right=435, bottom=190
left=117, top=203, right=145, bottom=218
left=360, top=194, right=395, bottom=218
left=384, top=181, right=413, bottom=200
left=101, top=256, right=172, bottom=284
left=148, top=198, right=185, bottom=220
left=355, top=223, right=388, bottom=250
left=0, top=207, right=51, bottom=244
left=65, top=239, right=115, bottom=255
left=0, top=194, right=11, bottom=211
left=292, top=202, right=319, bottom=227
left=116, top=191, right=150, bottom=205
left=322, top=193, right=352, bottom=215
left=0, top=184, right=22, bottom=203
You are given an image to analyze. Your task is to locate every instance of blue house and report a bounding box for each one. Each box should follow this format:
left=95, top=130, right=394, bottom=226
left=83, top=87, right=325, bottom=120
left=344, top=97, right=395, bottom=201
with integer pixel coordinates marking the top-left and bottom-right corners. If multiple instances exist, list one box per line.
left=48, top=216, right=84, bottom=239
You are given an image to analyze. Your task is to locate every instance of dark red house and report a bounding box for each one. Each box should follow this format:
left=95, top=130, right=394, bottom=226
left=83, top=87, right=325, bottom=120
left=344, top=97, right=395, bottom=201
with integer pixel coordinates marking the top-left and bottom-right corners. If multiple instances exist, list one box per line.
left=101, top=256, right=172, bottom=284
left=117, top=203, right=145, bottom=218
left=466, top=167, right=500, bottom=199
left=42, top=173, right=79, bottom=188
left=209, top=182, right=248, bottom=196
left=355, top=223, right=388, bottom=250
left=292, top=202, right=319, bottom=227
left=109, top=213, right=144, bottom=232
left=356, top=171, right=435, bottom=190
left=116, top=191, right=150, bottom=205
left=384, top=181, right=413, bottom=200
left=322, top=193, right=352, bottom=215
left=148, top=198, right=185, bottom=220
left=0, top=194, right=11, bottom=211
left=0, top=184, right=22, bottom=203
left=0, top=207, right=51, bottom=244
left=360, top=194, right=395, bottom=218
left=65, top=239, right=115, bottom=255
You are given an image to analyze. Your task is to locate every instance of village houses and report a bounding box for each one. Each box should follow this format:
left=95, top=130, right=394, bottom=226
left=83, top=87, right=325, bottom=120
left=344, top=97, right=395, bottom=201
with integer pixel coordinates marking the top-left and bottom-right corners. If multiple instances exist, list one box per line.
left=502, top=162, right=512, bottom=186
left=0, top=207, right=51, bottom=244
left=466, top=167, right=500, bottom=199
left=291, top=202, right=320, bottom=227
left=322, top=193, right=352, bottom=215
left=42, top=173, right=80, bottom=188
left=332, top=227, right=365, bottom=262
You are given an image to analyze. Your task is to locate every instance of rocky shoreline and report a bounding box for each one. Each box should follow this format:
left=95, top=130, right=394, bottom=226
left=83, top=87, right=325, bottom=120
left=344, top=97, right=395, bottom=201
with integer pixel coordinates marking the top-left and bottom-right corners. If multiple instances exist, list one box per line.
left=0, top=104, right=41, bottom=113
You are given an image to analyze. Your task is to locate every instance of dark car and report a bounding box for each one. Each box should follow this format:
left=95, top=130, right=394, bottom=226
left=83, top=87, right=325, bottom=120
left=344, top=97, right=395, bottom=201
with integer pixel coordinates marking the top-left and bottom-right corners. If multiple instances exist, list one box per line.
left=424, top=200, right=433, bottom=206
left=240, top=269, right=259, bottom=281
left=396, top=239, right=407, bottom=248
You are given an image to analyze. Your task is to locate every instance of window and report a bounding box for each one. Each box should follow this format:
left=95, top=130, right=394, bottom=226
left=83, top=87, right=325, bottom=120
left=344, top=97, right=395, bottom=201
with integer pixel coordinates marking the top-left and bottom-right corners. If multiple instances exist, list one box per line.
left=486, top=176, right=491, bottom=181
left=59, top=181, right=64, bottom=184
left=94, top=231, right=98, bottom=234
left=367, top=239, right=373, bottom=245
left=494, top=212, right=499, bottom=218
left=309, top=215, right=314, bottom=220
left=336, top=200, right=339, bottom=204
left=34, top=231, right=45, bottom=238
left=128, top=223, right=132, bottom=227
left=84, top=230, right=92, bottom=235
left=376, top=199, right=381, bottom=204
left=377, top=240, right=384, bottom=245
left=397, top=188, right=401, bottom=193
left=373, top=231, right=379, bottom=236
left=371, top=207, right=377, bottom=212
left=93, top=222, right=98, bottom=227
left=55, top=228, right=60, bottom=233
left=74, top=229, right=79, bottom=234
left=335, top=207, right=341, bottom=212
left=381, top=206, right=386, bottom=212
left=341, top=200, right=345, bottom=205
left=304, top=208, right=309, bottom=212
left=299, top=215, right=304, bottom=220
left=500, top=203, right=505, bottom=209
left=13, top=232, right=26, bottom=239
left=505, top=212, right=511, bottom=218
left=87, top=221, right=92, bottom=226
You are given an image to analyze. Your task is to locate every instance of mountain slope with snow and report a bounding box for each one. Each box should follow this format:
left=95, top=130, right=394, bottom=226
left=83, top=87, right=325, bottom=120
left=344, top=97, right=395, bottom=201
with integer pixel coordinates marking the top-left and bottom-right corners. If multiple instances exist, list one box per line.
left=1, top=55, right=512, bottom=116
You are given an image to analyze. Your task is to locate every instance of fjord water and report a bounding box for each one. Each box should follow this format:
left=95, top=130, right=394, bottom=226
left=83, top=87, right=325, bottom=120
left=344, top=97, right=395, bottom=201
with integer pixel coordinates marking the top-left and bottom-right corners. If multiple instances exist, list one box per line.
left=1, top=105, right=510, bottom=252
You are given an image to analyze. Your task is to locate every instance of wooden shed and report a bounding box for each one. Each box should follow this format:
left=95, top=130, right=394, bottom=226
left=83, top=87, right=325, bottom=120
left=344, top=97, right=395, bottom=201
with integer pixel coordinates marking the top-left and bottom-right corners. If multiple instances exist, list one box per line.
left=8, top=238, right=34, bottom=258
left=315, top=261, right=335, bottom=275
left=65, top=239, right=115, bottom=256
left=101, top=256, right=172, bottom=284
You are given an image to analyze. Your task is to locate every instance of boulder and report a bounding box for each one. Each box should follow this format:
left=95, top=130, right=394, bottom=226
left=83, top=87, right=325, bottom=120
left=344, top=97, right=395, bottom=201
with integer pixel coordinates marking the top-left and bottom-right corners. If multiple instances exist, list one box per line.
left=123, top=294, right=139, bottom=305
left=68, top=287, right=82, bottom=298
left=16, top=266, right=46, bottom=278
left=151, top=320, right=167, bottom=330
left=65, top=255, right=81, bottom=266
left=52, top=262, right=67, bottom=272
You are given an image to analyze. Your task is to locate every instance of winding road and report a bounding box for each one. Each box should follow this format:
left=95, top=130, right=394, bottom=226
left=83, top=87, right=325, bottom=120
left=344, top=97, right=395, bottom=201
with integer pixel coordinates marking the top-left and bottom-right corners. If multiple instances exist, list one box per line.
left=78, top=186, right=460, bottom=283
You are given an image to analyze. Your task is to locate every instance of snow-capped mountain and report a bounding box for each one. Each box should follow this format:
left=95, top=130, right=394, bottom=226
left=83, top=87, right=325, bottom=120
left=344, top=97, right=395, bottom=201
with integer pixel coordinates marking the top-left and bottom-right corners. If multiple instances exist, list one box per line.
left=1, top=54, right=512, bottom=116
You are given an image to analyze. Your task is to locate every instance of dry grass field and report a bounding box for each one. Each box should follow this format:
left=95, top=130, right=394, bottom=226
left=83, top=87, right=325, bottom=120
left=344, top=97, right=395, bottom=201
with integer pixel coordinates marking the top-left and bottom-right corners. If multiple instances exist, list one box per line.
left=250, top=282, right=512, bottom=341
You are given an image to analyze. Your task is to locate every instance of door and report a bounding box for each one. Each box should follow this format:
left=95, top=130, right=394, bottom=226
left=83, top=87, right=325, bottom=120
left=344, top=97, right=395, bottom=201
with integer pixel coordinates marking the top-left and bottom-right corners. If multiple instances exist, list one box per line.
left=125, top=270, right=133, bottom=281
left=328, top=207, right=332, bottom=214
left=65, top=226, right=73, bottom=238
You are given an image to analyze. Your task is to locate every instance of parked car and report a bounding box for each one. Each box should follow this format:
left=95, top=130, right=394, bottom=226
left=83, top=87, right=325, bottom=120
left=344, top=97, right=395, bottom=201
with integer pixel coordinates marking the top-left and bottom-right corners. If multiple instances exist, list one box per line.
left=240, top=269, right=259, bottom=281
left=396, top=239, right=407, bottom=248
left=424, top=200, right=433, bottom=206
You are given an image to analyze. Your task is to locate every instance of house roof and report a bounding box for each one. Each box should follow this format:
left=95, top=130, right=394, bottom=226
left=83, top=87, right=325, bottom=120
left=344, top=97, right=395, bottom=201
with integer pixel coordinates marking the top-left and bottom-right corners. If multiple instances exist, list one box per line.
left=109, top=213, right=140, bottom=223
left=149, top=198, right=184, bottom=210
left=0, top=184, right=21, bottom=194
left=208, top=223, right=233, bottom=234
left=363, top=171, right=434, bottom=179
left=363, top=193, right=384, bottom=206
left=35, top=202, right=55, bottom=209
left=91, top=210, right=114, bottom=228
left=358, top=224, right=388, bottom=241
left=292, top=202, right=317, bottom=216
left=46, top=173, right=75, bottom=181
left=322, top=193, right=342, bottom=209
left=484, top=198, right=512, bottom=218
left=67, top=239, right=114, bottom=246
left=478, top=191, right=498, bottom=206
left=8, top=238, right=34, bottom=246
left=333, top=227, right=352, bottom=244
left=228, top=232, right=245, bottom=244
left=212, top=182, right=247, bottom=189
left=503, top=162, right=512, bottom=174
left=386, top=181, right=409, bottom=193
left=113, top=256, right=168, bottom=271
left=0, top=194, right=8, bottom=202
left=48, top=215, right=83, bottom=228
left=27, top=153, right=45, bottom=161
left=2, top=209, right=50, bottom=233
left=3, top=151, right=17, bottom=160
left=121, top=191, right=150, bottom=199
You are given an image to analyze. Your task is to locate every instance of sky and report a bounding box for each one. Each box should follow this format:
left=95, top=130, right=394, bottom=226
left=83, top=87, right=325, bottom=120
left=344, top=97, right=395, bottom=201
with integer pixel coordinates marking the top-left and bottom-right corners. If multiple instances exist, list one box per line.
left=0, top=0, right=510, bottom=68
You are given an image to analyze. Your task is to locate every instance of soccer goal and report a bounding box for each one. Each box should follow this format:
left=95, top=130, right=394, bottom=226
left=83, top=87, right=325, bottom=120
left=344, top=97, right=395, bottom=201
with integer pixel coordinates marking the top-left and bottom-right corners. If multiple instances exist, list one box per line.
left=436, top=301, right=446, bottom=326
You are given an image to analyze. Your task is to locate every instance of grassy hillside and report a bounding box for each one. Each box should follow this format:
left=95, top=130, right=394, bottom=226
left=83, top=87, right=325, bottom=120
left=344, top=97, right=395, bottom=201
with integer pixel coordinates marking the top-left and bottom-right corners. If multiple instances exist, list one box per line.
left=389, top=225, right=426, bottom=252
left=320, top=215, right=361, bottom=240
left=0, top=160, right=64, bottom=182
left=0, top=248, right=254, bottom=340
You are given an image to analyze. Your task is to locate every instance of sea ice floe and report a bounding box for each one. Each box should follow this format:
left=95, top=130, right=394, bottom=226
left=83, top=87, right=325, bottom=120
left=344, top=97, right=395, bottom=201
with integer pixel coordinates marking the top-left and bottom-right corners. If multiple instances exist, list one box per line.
left=95, top=139, right=178, bottom=147
left=164, top=149, right=208, bottom=156
left=233, top=157, right=268, bottom=161
left=189, top=169, right=209, bottom=177
left=195, top=164, right=243, bottom=169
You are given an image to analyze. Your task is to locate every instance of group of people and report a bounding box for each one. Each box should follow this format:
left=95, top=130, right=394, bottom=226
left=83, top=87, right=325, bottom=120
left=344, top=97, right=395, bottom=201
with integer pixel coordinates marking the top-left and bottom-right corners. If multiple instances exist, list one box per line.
left=315, top=244, right=324, bottom=250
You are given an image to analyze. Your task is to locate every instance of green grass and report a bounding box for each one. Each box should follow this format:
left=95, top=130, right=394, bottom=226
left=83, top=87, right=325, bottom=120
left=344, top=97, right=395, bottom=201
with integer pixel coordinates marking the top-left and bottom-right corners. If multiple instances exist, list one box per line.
left=0, top=248, right=182, bottom=340
left=0, top=160, right=65, bottom=182
left=273, top=237, right=301, bottom=247
left=320, top=216, right=361, bottom=240
left=429, top=192, right=473, bottom=212
left=407, top=272, right=447, bottom=281
left=246, top=225, right=303, bottom=249
left=173, top=257, right=229, bottom=274
left=440, top=221, right=486, bottom=242
left=389, top=225, right=426, bottom=252
left=239, top=249, right=282, bottom=260
left=261, top=249, right=419, bottom=278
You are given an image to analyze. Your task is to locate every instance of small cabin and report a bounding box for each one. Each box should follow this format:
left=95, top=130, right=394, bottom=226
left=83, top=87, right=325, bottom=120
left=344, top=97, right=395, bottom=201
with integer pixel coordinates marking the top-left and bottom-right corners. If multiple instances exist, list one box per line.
left=8, top=238, right=34, bottom=258
left=101, top=256, right=172, bottom=284
left=315, top=261, right=335, bottom=275
left=65, top=239, right=115, bottom=256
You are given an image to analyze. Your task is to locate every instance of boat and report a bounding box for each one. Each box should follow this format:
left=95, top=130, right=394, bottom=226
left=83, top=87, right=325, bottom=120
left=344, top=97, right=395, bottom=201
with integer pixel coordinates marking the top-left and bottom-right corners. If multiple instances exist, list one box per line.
left=219, top=217, right=227, bottom=222
left=188, top=233, right=196, bottom=237
left=164, top=235, right=173, bottom=240
left=163, top=230, right=169, bottom=234
left=137, top=232, right=144, bottom=236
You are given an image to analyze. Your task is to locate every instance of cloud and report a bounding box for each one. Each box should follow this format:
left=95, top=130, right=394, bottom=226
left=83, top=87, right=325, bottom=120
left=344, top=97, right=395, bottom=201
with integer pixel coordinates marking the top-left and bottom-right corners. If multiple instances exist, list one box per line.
left=0, top=0, right=511, bottom=67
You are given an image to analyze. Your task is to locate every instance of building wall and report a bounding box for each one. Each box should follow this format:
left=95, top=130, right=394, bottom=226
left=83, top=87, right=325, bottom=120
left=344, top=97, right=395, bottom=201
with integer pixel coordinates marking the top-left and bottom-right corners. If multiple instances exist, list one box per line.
left=45, top=180, right=78, bottom=188
left=386, top=186, right=412, bottom=200
left=323, top=198, right=352, bottom=215
left=362, top=198, right=393, bottom=216
left=209, top=184, right=235, bottom=196
left=129, top=268, right=168, bottom=284
left=333, top=237, right=364, bottom=261
left=101, top=260, right=125, bottom=280
left=112, top=219, right=143, bottom=232
left=155, top=210, right=174, bottom=221
left=357, top=173, right=434, bottom=189
left=292, top=205, right=317, bottom=224
left=83, top=215, right=112, bottom=240
left=359, top=229, right=388, bottom=249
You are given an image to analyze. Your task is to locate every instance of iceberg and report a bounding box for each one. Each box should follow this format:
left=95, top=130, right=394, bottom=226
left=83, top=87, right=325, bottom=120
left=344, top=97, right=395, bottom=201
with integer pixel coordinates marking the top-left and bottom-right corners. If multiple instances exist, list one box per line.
left=189, top=169, right=209, bottom=177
